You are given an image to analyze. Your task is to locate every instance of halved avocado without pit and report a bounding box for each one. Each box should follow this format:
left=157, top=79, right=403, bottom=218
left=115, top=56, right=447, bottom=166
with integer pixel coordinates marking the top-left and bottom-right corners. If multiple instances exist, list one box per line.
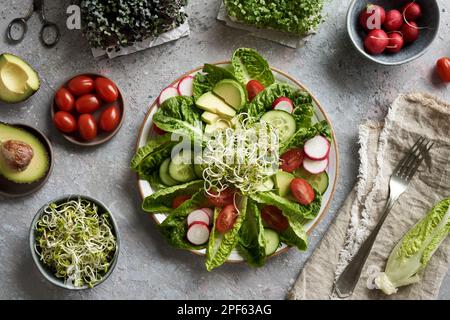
left=0, top=53, right=40, bottom=103
left=0, top=124, right=49, bottom=184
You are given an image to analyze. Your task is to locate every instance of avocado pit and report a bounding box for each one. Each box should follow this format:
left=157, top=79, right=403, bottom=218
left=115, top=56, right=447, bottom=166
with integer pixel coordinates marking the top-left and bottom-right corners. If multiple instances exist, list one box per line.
left=0, top=139, right=34, bottom=171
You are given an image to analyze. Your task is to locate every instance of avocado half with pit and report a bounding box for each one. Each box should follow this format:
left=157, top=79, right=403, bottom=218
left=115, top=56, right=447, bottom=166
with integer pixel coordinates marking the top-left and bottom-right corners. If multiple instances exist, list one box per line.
left=0, top=53, right=40, bottom=103
left=0, top=123, right=49, bottom=183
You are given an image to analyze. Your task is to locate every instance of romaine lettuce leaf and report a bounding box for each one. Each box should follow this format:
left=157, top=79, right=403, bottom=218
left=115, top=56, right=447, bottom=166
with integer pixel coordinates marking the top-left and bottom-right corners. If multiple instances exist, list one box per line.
left=152, top=96, right=204, bottom=142
left=231, top=48, right=275, bottom=87
left=281, top=120, right=331, bottom=153
left=246, top=83, right=313, bottom=125
left=237, top=200, right=266, bottom=267
left=206, top=196, right=248, bottom=271
left=142, top=180, right=204, bottom=213
left=280, top=219, right=308, bottom=251
left=375, top=198, right=450, bottom=295
left=159, top=190, right=209, bottom=250
left=250, top=191, right=322, bottom=221
left=192, top=64, right=238, bottom=100
left=131, top=134, right=178, bottom=180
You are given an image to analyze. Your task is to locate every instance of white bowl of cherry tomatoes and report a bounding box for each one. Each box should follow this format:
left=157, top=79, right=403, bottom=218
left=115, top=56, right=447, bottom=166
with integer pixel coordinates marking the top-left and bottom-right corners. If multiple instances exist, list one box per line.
left=347, top=0, right=440, bottom=65
left=52, top=74, right=124, bottom=146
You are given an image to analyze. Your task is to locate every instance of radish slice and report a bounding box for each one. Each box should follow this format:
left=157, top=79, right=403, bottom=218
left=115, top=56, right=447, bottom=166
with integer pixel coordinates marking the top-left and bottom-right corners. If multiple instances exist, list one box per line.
left=157, top=86, right=179, bottom=106
left=187, top=209, right=210, bottom=226
left=303, top=157, right=328, bottom=174
left=272, top=97, right=294, bottom=113
left=304, top=136, right=330, bottom=160
left=199, top=208, right=213, bottom=221
left=186, top=221, right=210, bottom=245
left=177, top=76, right=194, bottom=96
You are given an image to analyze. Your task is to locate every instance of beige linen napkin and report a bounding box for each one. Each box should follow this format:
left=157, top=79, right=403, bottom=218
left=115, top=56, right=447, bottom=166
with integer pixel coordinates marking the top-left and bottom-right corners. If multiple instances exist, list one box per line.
left=289, top=93, right=450, bottom=300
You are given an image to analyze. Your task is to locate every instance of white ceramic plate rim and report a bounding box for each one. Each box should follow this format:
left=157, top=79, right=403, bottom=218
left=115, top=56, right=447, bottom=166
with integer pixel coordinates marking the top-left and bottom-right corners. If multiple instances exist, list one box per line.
left=136, top=62, right=339, bottom=262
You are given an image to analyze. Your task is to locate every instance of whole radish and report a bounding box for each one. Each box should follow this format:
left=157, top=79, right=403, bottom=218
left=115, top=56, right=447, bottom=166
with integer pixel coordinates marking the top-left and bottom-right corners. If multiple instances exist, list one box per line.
left=383, top=10, right=403, bottom=31
left=359, top=4, right=386, bottom=30
left=386, top=32, right=404, bottom=53
left=402, top=2, right=422, bottom=21
left=402, top=21, right=419, bottom=42
left=364, top=29, right=389, bottom=55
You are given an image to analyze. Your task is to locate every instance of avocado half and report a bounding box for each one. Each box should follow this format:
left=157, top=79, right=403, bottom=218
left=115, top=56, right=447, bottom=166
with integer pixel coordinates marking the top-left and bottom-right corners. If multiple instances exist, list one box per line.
left=0, top=53, right=40, bottom=103
left=0, top=123, right=49, bottom=184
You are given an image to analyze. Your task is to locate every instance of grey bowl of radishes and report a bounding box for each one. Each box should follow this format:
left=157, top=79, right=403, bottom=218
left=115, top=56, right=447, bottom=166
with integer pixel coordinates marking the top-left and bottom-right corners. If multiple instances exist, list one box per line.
left=347, top=0, right=440, bottom=65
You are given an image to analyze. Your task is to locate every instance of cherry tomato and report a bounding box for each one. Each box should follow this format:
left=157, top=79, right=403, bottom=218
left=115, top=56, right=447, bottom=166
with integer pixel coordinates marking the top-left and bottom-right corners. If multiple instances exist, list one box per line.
left=95, top=77, right=119, bottom=103
left=53, top=111, right=77, bottom=133
left=99, top=105, right=121, bottom=132
left=216, top=204, right=238, bottom=234
left=78, top=114, right=97, bottom=141
left=75, top=94, right=101, bottom=114
left=436, top=57, right=450, bottom=83
left=290, top=178, right=315, bottom=205
left=68, top=75, right=95, bottom=96
left=172, top=195, right=192, bottom=209
left=280, top=148, right=304, bottom=172
left=153, top=123, right=166, bottom=135
left=261, top=205, right=289, bottom=232
left=207, top=188, right=235, bottom=207
left=246, top=80, right=265, bottom=101
left=54, top=87, right=75, bottom=112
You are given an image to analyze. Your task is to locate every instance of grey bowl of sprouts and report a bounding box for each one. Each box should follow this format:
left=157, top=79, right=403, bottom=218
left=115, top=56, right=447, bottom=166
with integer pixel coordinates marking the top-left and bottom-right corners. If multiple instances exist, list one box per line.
left=29, top=195, right=120, bottom=290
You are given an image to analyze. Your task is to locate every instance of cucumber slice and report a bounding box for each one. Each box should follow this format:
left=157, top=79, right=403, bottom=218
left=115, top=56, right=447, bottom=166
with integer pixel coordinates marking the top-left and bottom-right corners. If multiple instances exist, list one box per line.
left=264, top=228, right=280, bottom=256
left=260, top=110, right=296, bottom=143
left=293, top=167, right=329, bottom=194
left=159, top=158, right=178, bottom=186
left=169, top=153, right=196, bottom=183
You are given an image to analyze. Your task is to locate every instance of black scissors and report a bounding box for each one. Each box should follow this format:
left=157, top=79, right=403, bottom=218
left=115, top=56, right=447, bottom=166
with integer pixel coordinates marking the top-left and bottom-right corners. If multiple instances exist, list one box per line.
left=6, top=0, right=60, bottom=47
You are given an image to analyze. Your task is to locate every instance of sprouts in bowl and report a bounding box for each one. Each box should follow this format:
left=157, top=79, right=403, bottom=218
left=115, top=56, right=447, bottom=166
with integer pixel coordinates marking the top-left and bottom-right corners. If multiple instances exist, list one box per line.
left=29, top=195, right=120, bottom=290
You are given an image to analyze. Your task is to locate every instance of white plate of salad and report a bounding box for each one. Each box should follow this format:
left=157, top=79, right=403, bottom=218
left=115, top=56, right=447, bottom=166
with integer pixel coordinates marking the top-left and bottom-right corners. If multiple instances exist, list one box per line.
left=131, top=48, right=339, bottom=270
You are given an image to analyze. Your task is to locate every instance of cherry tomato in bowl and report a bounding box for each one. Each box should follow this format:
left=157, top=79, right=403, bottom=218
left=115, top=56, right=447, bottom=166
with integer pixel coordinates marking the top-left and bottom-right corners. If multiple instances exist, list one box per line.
left=75, top=94, right=101, bottom=114
left=95, top=77, right=119, bottom=103
left=261, top=205, right=289, bottom=232
left=99, top=105, right=121, bottom=132
left=68, top=75, right=95, bottom=96
left=54, top=88, right=75, bottom=112
left=207, top=188, right=235, bottom=207
left=78, top=114, right=97, bottom=141
left=280, top=148, right=304, bottom=172
left=53, top=111, right=77, bottom=133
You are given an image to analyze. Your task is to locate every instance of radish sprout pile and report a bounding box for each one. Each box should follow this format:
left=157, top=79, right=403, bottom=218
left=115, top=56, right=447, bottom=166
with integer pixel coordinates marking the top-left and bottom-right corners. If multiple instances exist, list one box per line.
left=202, top=113, right=279, bottom=195
left=34, top=198, right=117, bottom=288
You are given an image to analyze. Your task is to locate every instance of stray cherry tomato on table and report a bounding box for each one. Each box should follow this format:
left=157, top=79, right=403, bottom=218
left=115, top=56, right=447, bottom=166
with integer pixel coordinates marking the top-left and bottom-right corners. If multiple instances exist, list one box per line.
left=207, top=188, right=235, bottom=207
left=75, top=94, right=101, bottom=114
left=53, top=111, right=77, bottom=133
left=68, top=75, right=95, bottom=96
left=216, top=204, right=238, bottom=234
left=95, top=77, right=119, bottom=103
left=54, top=87, right=75, bottom=112
left=99, top=105, right=121, bottom=132
left=78, top=114, right=97, bottom=141
left=172, top=195, right=192, bottom=209
left=280, top=148, right=304, bottom=172
left=290, top=178, right=315, bottom=205
left=436, top=57, right=450, bottom=83
left=261, top=205, right=289, bottom=232
left=246, top=80, right=265, bottom=101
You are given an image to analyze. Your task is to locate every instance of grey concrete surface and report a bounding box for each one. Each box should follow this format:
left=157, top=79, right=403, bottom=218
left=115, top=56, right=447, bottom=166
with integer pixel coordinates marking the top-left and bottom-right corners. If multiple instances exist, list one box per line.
left=0, top=0, right=449, bottom=300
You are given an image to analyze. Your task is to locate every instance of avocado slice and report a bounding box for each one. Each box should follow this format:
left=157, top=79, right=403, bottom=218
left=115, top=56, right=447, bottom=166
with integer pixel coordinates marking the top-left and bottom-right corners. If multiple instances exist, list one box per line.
left=0, top=124, right=49, bottom=183
left=196, top=92, right=236, bottom=118
left=0, top=53, right=40, bottom=103
left=204, top=120, right=230, bottom=135
left=213, top=79, right=246, bottom=110
left=201, top=111, right=221, bottom=124
left=274, top=171, right=295, bottom=197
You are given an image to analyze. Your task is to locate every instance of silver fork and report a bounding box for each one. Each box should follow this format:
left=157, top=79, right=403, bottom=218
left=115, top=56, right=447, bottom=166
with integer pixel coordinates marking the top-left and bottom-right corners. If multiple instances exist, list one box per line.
left=333, top=136, right=434, bottom=298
